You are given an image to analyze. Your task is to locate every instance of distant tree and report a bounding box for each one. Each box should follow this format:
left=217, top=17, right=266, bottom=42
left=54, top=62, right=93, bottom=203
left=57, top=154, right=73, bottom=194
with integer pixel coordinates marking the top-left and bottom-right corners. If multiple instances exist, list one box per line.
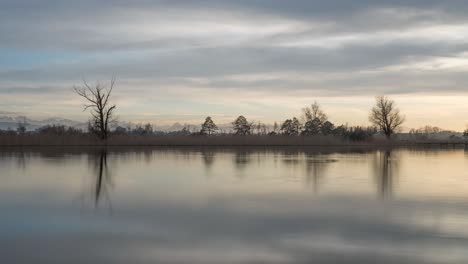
left=281, top=117, right=302, bottom=136
left=253, top=121, right=261, bottom=135
left=321, top=121, right=335, bottom=135
left=180, top=126, right=192, bottom=136
left=332, top=124, right=347, bottom=137
left=232, top=116, right=252, bottom=135
left=411, top=125, right=446, bottom=135
left=345, top=126, right=377, bottom=141
left=168, top=127, right=191, bottom=136
left=183, top=124, right=196, bottom=134
left=302, top=118, right=321, bottom=136
left=88, top=120, right=101, bottom=136
left=16, top=117, right=27, bottom=134
left=302, top=101, right=328, bottom=125
left=253, top=121, right=267, bottom=135
left=131, top=123, right=153, bottom=136
left=114, top=126, right=128, bottom=135
left=144, top=123, right=153, bottom=134
left=332, top=125, right=376, bottom=141
left=0, top=129, right=16, bottom=136
left=273, top=122, right=279, bottom=133
left=369, top=96, right=405, bottom=139
left=74, top=77, right=116, bottom=140
left=292, top=118, right=302, bottom=132
left=36, top=125, right=83, bottom=135
left=463, top=129, right=468, bottom=139
left=201, top=116, right=218, bottom=135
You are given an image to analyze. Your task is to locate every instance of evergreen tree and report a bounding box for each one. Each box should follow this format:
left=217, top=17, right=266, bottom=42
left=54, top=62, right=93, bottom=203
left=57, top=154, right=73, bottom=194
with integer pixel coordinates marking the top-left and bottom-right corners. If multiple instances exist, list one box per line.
left=201, top=116, right=218, bottom=135
left=281, top=117, right=302, bottom=136
left=302, top=118, right=321, bottom=136
left=232, top=116, right=252, bottom=135
left=321, top=121, right=335, bottom=135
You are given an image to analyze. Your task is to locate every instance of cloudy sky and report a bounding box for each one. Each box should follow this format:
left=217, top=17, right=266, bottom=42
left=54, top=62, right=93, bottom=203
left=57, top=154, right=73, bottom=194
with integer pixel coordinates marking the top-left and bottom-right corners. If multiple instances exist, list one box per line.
left=2, top=0, right=468, bottom=130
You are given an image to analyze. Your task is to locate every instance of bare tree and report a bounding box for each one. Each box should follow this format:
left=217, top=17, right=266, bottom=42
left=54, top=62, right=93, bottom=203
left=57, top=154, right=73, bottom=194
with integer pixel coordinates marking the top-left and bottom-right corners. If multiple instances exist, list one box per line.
left=302, top=101, right=328, bottom=125
left=369, top=96, right=405, bottom=139
left=74, top=77, right=116, bottom=140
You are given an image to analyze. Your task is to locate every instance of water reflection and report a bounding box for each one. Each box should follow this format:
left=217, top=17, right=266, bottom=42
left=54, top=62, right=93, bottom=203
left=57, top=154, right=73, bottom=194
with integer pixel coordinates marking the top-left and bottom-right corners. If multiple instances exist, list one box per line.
left=234, top=150, right=251, bottom=169
left=90, top=149, right=113, bottom=210
left=234, top=150, right=252, bottom=178
left=201, top=150, right=216, bottom=171
left=16, top=151, right=26, bottom=170
left=1, top=147, right=468, bottom=264
left=304, top=154, right=332, bottom=194
left=373, top=150, right=398, bottom=199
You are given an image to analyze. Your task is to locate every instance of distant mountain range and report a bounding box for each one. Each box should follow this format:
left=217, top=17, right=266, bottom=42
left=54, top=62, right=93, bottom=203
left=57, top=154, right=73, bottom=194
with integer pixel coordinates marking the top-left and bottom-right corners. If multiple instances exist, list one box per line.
left=0, top=115, right=85, bottom=131
left=0, top=114, right=208, bottom=132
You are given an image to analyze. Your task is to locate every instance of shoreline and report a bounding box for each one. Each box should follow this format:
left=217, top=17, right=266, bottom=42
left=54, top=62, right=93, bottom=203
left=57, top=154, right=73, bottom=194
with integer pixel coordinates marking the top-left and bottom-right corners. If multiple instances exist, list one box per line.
left=0, top=134, right=467, bottom=148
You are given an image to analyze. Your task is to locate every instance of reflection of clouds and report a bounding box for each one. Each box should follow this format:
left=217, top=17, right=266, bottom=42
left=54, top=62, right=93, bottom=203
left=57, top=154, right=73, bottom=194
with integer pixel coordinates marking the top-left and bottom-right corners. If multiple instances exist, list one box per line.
left=2, top=194, right=468, bottom=264
left=3, top=148, right=468, bottom=263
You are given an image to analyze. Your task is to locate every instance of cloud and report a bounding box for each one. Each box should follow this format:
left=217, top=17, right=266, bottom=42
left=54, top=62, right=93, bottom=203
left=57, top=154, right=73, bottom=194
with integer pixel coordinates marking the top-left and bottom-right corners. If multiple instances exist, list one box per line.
left=2, top=0, right=468, bottom=128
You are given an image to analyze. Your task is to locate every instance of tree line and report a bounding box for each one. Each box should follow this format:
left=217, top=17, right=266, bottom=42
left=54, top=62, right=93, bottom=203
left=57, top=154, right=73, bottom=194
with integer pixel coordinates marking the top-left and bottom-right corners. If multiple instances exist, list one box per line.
left=1, top=78, right=408, bottom=142
left=68, top=78, right=408, bottom=141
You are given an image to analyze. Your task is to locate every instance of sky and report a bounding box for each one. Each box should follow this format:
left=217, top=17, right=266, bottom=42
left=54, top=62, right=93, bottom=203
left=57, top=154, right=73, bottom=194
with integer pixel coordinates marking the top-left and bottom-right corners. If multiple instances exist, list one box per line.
left=2, top=1, right=468, bottom=130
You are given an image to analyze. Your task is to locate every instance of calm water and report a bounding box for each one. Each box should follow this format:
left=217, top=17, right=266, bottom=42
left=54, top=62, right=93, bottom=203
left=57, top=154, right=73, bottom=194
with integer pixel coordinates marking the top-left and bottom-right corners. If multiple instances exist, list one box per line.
left=2, top=147, right=468, bottom=264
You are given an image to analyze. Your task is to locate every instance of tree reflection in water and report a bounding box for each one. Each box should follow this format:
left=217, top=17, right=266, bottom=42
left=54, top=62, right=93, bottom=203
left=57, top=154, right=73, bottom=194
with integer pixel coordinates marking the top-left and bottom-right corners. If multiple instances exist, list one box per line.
left=373, top=150, right=398, bottom=199
left=304, top=154, right=331, bottom=194
left=234, top=150, right=252, bottom=178
left=91, top=149, right=113, bottom=211
left=201, top=150, right=216, bottom=171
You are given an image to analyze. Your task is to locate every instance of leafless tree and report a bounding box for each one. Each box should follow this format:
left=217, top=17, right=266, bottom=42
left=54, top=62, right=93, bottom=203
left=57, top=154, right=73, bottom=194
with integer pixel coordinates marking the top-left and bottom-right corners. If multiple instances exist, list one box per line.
left=302, top=101, right=328, bottom=125
left=74, top=77, right=116, bottom=140
left=369, top=96, right=405, bottom=139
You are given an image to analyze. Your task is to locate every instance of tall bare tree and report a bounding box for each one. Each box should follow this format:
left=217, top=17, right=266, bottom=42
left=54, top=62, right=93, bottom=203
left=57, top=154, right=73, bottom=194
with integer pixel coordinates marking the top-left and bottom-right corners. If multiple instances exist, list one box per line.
left=369, top=96, right=405, bottom=139
left=302, top=101, right=328, bottom=125
left=74, top=78, right=116, bottom=140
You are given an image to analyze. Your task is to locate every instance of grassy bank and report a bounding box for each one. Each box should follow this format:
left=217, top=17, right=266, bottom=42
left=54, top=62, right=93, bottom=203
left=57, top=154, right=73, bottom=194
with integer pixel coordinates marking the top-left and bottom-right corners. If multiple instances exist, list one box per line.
left=0, top=134, right=466, bottom=147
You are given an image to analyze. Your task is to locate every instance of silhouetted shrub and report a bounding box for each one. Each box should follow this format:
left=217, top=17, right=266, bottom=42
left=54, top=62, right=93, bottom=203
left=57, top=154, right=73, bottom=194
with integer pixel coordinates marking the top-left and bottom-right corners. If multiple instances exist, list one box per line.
left=340, top=126, right=377, bottom=141
left=36, top=125, right=83, bottom=136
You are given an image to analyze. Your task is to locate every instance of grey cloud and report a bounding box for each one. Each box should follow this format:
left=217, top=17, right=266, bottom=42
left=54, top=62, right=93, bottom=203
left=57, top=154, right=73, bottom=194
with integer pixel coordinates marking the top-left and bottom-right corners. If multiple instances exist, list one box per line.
left=1, top=0, right=468, bottom=51
left=2, top=0, right=468, bottom=117
left=2, top=39, right=468, bottom=96
left=0, top=86, right=65, bottom=95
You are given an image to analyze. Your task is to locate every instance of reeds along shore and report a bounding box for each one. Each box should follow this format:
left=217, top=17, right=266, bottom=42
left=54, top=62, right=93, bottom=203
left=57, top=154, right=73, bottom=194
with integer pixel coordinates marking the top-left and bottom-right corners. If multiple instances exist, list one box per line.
left=0, top=134, right=466, bottom=147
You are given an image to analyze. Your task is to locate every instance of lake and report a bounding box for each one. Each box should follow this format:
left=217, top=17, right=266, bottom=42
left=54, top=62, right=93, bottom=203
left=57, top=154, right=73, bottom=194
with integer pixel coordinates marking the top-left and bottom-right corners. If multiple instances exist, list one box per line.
left=1, top=147, right=468, bottom=263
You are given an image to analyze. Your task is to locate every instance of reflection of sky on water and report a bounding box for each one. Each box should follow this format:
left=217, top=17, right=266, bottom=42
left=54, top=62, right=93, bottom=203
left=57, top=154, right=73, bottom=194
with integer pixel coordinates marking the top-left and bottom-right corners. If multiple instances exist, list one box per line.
left=1, top=148, right=468, bottom=263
